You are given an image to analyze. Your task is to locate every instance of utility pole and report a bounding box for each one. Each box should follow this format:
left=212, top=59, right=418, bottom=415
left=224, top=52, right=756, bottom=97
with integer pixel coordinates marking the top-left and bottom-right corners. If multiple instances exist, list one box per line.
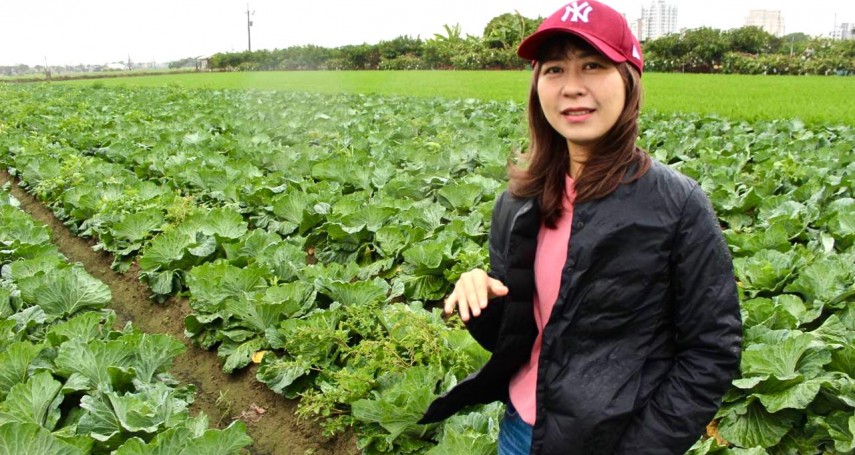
left=246, top=4, right=255, bottom=52
left=833, top=13, right=837, bottom=40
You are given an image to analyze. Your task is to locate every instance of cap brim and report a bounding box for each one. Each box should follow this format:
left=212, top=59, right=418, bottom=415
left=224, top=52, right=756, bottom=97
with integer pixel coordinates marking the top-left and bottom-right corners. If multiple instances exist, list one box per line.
left=517, top=28, right=626, bottom=64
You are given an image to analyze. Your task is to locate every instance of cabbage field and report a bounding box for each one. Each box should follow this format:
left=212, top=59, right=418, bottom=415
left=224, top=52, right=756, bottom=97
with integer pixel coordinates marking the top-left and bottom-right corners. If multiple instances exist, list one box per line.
left=0, top=186, right=251, bottom=453
left=0, top=82, right=853, bottom=454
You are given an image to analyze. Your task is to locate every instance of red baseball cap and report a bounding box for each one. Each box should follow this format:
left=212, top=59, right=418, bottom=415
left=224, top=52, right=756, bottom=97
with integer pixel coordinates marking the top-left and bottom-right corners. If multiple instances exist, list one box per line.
left=518, top=0, right=644, bottom=75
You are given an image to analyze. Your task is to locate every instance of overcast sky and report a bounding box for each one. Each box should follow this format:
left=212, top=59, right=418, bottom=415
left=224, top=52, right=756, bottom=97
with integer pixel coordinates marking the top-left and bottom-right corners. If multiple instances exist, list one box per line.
left=0, top=0, right=852, bottom=66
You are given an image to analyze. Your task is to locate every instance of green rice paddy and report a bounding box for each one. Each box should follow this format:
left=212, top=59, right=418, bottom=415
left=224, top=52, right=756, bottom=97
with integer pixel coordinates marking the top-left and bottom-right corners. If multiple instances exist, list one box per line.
left=58, top=71, right=855, bottom=125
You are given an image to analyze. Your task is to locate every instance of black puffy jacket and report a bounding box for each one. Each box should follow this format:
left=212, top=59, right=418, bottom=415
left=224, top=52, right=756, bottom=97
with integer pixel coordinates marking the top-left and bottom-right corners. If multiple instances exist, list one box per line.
left=420, top=160, right=742, bottom=454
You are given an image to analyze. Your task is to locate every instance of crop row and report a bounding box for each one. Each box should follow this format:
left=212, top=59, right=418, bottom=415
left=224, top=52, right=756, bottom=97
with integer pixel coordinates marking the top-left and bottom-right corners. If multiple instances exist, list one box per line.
left=0, top=184, right=251, bottom=454
left=1, top=83, right=854, bottom=453
left=1, top=84, right=508, bottom=452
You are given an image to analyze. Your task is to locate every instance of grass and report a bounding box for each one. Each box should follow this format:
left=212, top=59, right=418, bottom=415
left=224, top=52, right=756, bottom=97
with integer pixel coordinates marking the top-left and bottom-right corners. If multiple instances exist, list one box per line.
left=2, top=68, right=195, bottom=82
left=57, top=70, right=855, bottom=125
left=62, top=70, right=529, bottom=100
left=642, top=73, right=855, bottom=126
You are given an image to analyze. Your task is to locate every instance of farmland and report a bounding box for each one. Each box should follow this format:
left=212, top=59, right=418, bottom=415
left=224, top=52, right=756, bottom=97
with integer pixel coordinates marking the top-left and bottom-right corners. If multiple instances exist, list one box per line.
left=57, top=71, right=855, bottom=125
left=0, top=79, right=853, bottom=454
left=0, top=183, right=252, bottom=453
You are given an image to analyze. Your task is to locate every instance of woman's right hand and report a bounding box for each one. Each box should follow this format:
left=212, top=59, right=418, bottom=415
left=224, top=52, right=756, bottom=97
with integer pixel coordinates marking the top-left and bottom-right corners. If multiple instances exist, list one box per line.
left=444, top=269, right=509, bottom=322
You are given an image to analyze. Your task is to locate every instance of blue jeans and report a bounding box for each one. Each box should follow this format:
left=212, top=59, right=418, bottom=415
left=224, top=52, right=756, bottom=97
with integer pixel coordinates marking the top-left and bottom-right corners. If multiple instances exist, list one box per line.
left=498, top=403, right=533, bottom=455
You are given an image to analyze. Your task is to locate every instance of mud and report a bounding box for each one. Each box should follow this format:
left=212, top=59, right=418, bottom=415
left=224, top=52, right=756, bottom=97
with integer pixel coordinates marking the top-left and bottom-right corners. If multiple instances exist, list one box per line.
left=0, top=170, right=358, bottom=455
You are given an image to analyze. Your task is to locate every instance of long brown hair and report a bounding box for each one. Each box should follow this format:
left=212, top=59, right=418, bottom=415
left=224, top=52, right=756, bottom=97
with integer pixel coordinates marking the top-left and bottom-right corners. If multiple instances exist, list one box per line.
left=508, top=36, right=650, bottom=228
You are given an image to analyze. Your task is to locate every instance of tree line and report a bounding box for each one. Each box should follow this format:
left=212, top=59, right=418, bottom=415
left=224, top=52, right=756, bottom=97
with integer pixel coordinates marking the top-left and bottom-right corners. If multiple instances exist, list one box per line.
left=644, top=27, right=855, bottom=75
left=209, top=13, right=541, bottom=72
left=203, top=13, right=854, bottom=76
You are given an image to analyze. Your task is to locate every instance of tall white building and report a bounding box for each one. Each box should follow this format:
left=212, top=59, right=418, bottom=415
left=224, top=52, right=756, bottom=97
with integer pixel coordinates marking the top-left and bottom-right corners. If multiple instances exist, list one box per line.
left=832, top=22, right=854, bottom=40
left=641, top=0, right=678, bottom=41
left=745, top=10, right=785, bottom=37
left=630, top=18, right=645, bottom=42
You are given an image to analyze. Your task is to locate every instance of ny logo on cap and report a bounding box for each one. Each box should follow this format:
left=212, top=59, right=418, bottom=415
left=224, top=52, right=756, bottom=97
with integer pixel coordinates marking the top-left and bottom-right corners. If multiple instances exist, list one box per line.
left=562, top=1, right=593, bottom=23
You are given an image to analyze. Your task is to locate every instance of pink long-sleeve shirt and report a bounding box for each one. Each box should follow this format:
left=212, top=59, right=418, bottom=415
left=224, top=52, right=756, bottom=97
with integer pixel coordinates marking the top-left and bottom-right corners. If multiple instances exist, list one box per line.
left=508, top=175, right=576, bottom=425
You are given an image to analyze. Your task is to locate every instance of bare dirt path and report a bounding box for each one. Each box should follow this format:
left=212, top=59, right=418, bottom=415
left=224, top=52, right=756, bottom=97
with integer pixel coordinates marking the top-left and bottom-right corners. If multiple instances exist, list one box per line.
left=0, top=170, right=358, bottom=455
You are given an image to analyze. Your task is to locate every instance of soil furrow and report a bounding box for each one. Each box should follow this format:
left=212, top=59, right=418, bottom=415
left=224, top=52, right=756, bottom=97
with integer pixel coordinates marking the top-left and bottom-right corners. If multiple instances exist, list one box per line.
left=0, top=170, right=357, bottom=455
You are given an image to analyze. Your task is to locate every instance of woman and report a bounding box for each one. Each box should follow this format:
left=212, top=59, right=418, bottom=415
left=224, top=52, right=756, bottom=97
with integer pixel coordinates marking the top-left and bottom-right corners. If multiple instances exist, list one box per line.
left=419, top=1, right=743, bottom=454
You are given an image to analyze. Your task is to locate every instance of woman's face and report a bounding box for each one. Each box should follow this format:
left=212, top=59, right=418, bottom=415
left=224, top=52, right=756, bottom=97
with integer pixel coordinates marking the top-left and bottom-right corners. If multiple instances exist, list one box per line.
left=536, top=44, right=626, bottom=154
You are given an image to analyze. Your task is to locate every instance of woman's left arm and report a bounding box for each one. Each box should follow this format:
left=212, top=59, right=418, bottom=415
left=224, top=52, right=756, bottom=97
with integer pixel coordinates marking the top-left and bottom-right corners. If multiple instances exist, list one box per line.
left=616, top=186, right=743, bottom=454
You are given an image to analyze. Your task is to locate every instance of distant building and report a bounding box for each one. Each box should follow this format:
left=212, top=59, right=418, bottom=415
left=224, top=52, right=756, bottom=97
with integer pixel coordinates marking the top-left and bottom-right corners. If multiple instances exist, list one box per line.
left=616, top=12, right=642, bottom=42
left=641, top=0, right=678, bottom=40
left=745, top=10, right=785, bottom=37
left=630, top=17, right=644, bottom=41
left=832, top=22, right=855, bottom=40
left=196, top=55, right=214, bottom=70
